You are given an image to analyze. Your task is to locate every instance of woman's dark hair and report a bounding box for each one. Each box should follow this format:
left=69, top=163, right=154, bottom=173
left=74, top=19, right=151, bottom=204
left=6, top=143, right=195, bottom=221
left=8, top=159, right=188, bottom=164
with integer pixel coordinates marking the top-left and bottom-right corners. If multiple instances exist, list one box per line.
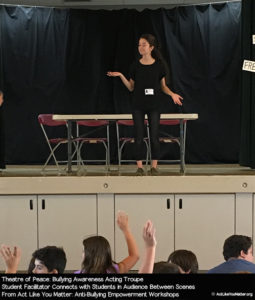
left=139, top=33, right=170, bottom=85
left=0, top=90, right=3, bottom=96
left=81, top=236, right=117, bottom=273
left=168, top=250, right=199, bottom=273
left=140, top=33, right=164, bottom=62
left=223, top=235, right=252, bottom=261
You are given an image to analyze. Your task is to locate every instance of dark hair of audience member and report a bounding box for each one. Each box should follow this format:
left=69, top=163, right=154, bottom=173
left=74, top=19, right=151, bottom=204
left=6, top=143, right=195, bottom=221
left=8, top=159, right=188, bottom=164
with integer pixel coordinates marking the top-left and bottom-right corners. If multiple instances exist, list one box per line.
left=30, top=246, right=66, bottom=273
left=223, top=235, right=252, bottom=261
left=153, top=261, right=180, bottom=274
left=168, top=249, right=199, bottom=273
left=81, top=236, right=117, bottom=273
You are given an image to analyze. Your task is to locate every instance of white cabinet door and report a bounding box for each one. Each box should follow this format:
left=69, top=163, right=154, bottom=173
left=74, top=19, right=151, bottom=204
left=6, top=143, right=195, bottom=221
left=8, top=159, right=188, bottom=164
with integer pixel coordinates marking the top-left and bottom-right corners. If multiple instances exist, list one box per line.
left=38, top=195, right=97, bottom=272
left=175, top=194, right=235, bottom=271
left=236, top=193, right=252, bottom=236
left=0, top=195, right=37, bottom=271
left=115, top=194, right=174, bottom=271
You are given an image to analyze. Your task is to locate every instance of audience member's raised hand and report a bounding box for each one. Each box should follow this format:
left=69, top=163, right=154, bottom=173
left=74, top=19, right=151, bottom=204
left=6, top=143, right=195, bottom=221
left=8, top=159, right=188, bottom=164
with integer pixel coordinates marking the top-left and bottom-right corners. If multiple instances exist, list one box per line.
left=116, top=211, right=139, bottom=273
left=117, top=210, right=129, bottom=232
left=0, top=244, right=21, bottom=273
left=139, top=220, right=157, bottom=274
left=143, top=220, right=156, bottom=248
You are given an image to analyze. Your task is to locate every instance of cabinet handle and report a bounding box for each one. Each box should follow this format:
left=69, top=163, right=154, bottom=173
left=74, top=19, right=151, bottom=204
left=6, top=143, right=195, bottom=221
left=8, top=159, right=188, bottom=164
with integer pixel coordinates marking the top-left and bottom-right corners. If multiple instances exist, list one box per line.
left=167, top=198, right=170, bottom=209
left=29, top=200, right=33, bottom=210
left=42, top=199, right=46, bottom=210
left=179, top=198, right=183, bottom=209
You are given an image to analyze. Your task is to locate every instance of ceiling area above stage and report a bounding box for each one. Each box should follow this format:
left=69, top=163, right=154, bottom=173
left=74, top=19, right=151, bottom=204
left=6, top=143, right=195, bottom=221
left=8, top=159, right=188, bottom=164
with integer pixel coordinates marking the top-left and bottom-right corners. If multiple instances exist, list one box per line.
left=0, top=0, right=241, bottom=9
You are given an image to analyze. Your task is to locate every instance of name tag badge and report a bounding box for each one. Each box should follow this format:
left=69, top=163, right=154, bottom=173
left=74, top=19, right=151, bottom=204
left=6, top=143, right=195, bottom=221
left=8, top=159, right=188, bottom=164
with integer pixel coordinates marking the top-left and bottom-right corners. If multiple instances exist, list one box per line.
left=145, top=89, right=154, bottom=96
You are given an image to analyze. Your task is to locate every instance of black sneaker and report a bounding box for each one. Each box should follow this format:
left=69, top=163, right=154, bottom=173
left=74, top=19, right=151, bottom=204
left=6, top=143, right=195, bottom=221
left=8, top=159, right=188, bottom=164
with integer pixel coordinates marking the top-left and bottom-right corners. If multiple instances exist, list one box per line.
left=135, top=168, right=144, bottom=176
left=150, top=167, right=159, bottom=176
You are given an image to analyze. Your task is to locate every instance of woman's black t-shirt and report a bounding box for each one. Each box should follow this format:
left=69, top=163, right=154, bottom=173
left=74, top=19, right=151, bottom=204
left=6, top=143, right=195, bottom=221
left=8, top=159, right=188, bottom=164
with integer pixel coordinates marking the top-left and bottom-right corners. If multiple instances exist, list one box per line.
left=129, top=60, right=166, bottom=111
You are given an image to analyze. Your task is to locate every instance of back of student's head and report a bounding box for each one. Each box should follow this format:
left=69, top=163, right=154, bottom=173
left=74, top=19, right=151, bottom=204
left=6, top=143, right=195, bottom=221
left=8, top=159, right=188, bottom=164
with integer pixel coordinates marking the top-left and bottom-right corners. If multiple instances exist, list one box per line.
left=168, top=250, right=199, bottom=273
left=31, top=246, right=66, bottom=273
left=153, top=261, right=180, bottom=274
left=82, top=236, right=116, bottom=273
left=223, top=235, right=252, bottom=261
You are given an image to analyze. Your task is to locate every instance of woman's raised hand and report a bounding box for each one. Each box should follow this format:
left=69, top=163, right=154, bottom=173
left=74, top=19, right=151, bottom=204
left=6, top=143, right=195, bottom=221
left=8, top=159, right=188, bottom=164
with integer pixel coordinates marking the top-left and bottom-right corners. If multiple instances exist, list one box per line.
left=107, top=71, right=122, bottom=77
left=143, top=220, right=156, bottom=248
left=107, top=71, right=134, bottom=91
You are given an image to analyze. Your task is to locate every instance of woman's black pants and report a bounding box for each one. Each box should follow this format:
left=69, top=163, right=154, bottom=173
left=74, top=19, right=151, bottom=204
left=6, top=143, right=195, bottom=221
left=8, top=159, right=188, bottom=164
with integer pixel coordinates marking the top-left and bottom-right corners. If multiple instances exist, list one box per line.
left=132, top=109, right=160, bottom=161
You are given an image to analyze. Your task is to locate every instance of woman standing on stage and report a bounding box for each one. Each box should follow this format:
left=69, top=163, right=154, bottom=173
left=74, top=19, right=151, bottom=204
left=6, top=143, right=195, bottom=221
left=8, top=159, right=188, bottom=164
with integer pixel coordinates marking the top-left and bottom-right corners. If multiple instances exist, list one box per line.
left=107, top=34, right=183, bottom=175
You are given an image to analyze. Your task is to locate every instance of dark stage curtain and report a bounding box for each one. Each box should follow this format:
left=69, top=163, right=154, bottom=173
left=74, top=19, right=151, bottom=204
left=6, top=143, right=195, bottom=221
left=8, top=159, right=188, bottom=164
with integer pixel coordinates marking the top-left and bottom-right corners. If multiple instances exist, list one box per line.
left=0, top=7, right=5, bottom=168
left=239, top=0, right=255, bottom=168
left=162, top=4, right=241, bottom=163
left=0, top=6, right=69, bottom=164
left=0, top=2, right=241, bottom=165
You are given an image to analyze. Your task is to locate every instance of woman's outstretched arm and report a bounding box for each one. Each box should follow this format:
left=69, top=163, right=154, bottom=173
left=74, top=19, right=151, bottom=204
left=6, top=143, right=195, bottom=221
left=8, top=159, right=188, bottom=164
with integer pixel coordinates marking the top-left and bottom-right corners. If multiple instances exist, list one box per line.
left=107, top=72, right=134, bottom=92
left=161, top=77, right=183, bottom=106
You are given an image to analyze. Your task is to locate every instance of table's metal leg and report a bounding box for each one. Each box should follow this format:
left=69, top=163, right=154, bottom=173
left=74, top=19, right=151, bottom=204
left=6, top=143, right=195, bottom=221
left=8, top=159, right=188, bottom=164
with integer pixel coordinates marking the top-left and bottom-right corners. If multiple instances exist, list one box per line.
left=180, top=120, right=185, bottom=174
left=106, top=124, right=110, bottom=172
left=67, top=120, right=72, bottom=173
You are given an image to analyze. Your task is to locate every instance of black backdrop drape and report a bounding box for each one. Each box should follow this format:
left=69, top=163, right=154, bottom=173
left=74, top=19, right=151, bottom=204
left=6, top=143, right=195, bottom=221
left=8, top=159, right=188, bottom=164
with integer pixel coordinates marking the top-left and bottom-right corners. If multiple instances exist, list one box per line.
left=0, top=6, right=69, bottom=164
left=239, top=0, right=255, bottom=168
left=0, top=2, right=241, bottom=165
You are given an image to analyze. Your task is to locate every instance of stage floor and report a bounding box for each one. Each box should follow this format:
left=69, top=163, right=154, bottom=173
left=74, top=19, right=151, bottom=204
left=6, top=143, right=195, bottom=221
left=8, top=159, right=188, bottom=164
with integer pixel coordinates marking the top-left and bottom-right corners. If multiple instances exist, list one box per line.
left=1, top=164, right=255, bottom=194
left=1, top=163, right=255, bottom=177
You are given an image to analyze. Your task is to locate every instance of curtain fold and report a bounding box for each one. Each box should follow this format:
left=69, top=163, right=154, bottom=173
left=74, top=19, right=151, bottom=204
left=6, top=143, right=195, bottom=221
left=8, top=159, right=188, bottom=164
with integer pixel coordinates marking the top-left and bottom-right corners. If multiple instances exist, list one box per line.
left=239, top=0, right=255, bottom=168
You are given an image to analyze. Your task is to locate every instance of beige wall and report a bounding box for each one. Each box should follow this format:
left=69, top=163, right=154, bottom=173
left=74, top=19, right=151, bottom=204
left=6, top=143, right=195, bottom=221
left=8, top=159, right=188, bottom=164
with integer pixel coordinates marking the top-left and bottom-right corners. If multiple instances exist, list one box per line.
left=0, top=175, right=253, bottom=194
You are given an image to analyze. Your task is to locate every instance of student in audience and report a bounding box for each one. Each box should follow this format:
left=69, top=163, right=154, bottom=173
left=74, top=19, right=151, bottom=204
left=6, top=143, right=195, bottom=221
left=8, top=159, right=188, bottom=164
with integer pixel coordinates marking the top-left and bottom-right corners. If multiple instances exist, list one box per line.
left=28, top=246, right=67, bottom=274
left=207, top=234, right=255, bottom=273
left=153, top=261, right=181, bottom=274
left=168, top=249, right=199, bottom=273
left=0, top=244, right=66, bottom=274
left=75, top=211, right=139, bottom=273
